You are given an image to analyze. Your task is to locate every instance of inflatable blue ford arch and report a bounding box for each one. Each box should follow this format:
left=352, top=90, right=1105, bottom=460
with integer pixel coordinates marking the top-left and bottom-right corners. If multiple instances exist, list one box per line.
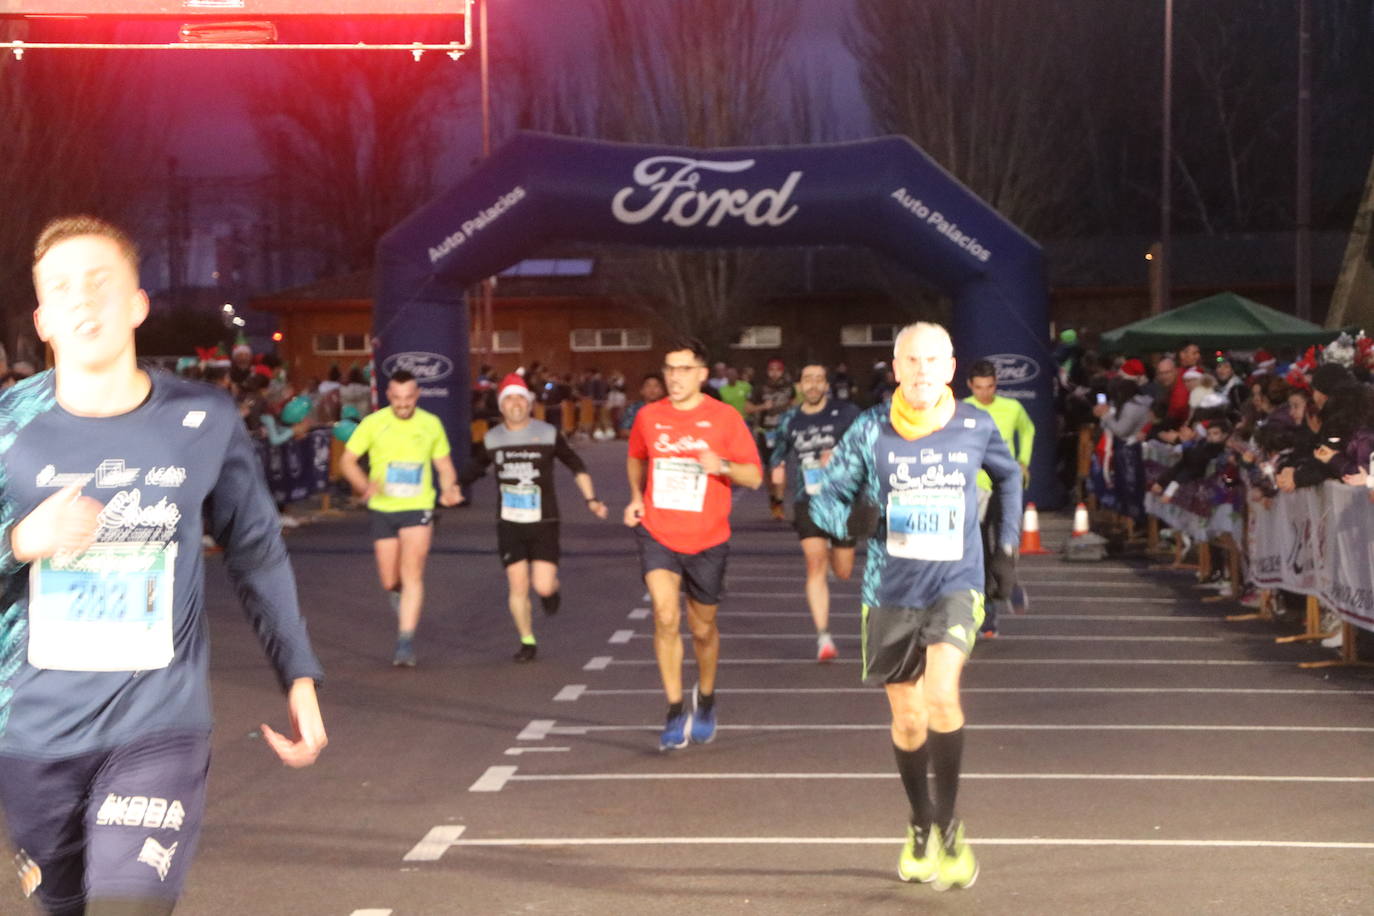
left=374, top=131, right=1059, bottom=505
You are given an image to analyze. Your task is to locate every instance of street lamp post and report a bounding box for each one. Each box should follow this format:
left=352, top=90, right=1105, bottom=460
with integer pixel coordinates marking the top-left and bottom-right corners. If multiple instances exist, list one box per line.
left=1157, top=0, right=1173, bottom=315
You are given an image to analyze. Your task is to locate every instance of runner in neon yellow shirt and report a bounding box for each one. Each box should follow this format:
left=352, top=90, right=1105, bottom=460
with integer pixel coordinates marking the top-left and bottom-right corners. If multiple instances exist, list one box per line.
left=340, top=370, right=463, bottom=666
left=964, top=359, right=1033, bottom=637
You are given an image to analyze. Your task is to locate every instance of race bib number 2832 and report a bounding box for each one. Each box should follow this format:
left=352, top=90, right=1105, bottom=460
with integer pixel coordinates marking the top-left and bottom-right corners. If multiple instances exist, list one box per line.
left=27, top=542, right=176, bottom=672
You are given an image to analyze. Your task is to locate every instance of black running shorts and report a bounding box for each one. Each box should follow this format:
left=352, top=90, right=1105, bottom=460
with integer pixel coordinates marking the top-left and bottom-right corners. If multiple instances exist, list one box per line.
left=0, top=730, right=210, bottom=913
left=369, top=508, right=434, bottom=540
left=792, top=501, right=858, bottom=548
left=861, top=590, right=985, bottom=684
left=634, top=526, right=729, bottom=606
left=498, top=521, right=561, bottom=567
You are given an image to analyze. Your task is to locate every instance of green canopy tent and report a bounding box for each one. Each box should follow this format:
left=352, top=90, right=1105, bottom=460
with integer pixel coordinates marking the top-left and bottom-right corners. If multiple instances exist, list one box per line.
left=1099, top=291, right=1355, bottom=353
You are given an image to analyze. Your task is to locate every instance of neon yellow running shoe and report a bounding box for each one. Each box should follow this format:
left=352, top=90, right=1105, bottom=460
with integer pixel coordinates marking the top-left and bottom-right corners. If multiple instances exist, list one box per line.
left=931, top=820, right=978, bottom=891
left=897, top=823, right=942, bottom=883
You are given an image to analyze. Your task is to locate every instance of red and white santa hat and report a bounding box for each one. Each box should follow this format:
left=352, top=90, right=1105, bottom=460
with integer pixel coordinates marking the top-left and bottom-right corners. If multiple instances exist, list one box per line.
left=497, top=372, right=533, bottom=403
left=1182, top=367, right=1204, bottom=381
left=1118, top=358, right=1147, bottom=381
left=1252, top=349, right=1276, bottom=372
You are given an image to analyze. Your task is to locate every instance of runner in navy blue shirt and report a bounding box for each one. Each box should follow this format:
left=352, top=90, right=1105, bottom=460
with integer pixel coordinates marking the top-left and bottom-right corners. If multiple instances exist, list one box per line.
left=0, top=216, right=326, bottom=915
left=768, top=364, right=862, bottom=661
left=812, top=322, right=1020, bottom=893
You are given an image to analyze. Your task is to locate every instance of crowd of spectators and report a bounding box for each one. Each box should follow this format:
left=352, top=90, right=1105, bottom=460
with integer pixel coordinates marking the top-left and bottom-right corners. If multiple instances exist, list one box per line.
left=471, top=357, right=902, bottom=445
left=1066, top=328, right=1374, bottom=606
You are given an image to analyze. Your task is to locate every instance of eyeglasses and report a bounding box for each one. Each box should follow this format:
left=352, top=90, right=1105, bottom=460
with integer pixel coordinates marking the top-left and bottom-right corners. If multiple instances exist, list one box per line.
left=662, top=364, right=705, bottom=375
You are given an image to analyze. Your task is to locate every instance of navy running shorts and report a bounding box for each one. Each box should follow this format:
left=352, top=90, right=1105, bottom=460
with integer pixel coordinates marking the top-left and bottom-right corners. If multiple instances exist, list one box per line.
left=0, top=729, right=211, bottom=913
left=861, top=590, right=985, bottom=684
left=369, top=508, right=434, bottom=540
left=634, top=526, right=729, bottom=606
left=497, top=521, right=561, bottom=567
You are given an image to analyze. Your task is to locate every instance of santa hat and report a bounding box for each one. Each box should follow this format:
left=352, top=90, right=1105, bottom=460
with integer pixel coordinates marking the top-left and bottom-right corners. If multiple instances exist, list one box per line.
left=497, top=372, right=533, bottom=403
left=1119, top=358, right=1146, bottom=381
left=1182, top=367, right=1204, bottom=381
left=1253, top=349, right=1276, bottom=371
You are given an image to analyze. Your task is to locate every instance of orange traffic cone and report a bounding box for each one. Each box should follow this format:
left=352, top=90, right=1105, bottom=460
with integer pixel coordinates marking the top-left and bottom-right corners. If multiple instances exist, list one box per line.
left=1020, top=502, right=1050, bottom=554
left=1071, top=502, right=1091, bottom=537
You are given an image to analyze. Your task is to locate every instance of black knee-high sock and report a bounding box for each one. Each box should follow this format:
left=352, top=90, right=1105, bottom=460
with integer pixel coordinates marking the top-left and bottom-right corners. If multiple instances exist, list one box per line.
left=892, top=742, right=933, bottom=830
left=929, top=727, right=965, bottom=832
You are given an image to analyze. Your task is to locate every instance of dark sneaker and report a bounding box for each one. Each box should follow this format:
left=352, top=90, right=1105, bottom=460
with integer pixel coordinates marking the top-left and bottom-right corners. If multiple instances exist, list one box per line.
left=392, top=641, right=416, bottom=667
left=1010, top=584, right=1030, bottom=615
left=540, top=591, right=561, bottom=616
left=689, top=684, right=717, bottom=744
left=512, top=643, right=537, bottom=663
left=659, top=710, right=691, bottom=751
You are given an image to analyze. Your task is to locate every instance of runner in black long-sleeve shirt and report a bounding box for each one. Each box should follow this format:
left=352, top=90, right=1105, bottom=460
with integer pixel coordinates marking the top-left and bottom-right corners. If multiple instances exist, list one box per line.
left=0, top=216, right=326, bottom=915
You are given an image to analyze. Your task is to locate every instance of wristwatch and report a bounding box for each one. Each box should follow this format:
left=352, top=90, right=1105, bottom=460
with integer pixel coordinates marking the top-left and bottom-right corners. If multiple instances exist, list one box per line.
left=718, top=459, right=732, bottom=475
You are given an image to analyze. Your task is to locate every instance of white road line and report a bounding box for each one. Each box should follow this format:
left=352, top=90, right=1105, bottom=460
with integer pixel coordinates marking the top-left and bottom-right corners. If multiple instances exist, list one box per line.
left=721, top=610, right=862, bottom=619
left=350, top=909, right=393, bottom=915
left=544, top=723, right=1374, bottom=735
left=504, top=747, right=572, bottom=756
left=1008, top=597, right=1182, bottom=604
left=469, top=765, right=519, bottom=792
left=402, top=825, right=467, bottom=862
left=996, top=614, right=1216, bottom=622
left=446, top=835, right=1374, bottom=850
left=583, top=656, right=612, bottom=671
left=575, top=687, right=1374, bottom=697
left=729, top=592, right=859, bottom=599
left=628, top=607, right=650, bottom=620
left=597, top=658, right=1291, bottom=666
left=608, top=629, right=635, bottom=644
left=503, top=771, right=1374, bottom=784
left=622, top=633, right=1224, bottom=643
left=554, top=684, right=587, bottom=702
left=517, top=719, right=556, bottom=740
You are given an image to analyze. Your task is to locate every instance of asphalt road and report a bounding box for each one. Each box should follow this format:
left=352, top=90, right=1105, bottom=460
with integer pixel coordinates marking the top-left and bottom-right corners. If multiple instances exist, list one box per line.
left=26, top=439, right=1372, bottom=916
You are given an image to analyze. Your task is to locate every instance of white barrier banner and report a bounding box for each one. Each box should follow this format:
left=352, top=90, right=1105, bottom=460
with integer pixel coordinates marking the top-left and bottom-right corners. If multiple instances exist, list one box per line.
left=1247, top=487, right=1321, bottom=595
left=1247, top=483, right=1373, bottom=631
left=1319, top=483, right=1374, bottom=630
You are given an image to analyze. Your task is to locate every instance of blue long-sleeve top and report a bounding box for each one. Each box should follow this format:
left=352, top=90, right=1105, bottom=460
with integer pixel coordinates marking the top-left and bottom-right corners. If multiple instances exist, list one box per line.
left=810, top=401, right=1022, bottom=609
left=0, top=369, right=323, bottom=759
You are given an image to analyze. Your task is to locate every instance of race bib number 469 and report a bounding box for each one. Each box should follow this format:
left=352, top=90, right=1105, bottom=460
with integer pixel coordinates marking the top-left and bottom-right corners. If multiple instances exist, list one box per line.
left=28, top=542, right=176, bottom=671
left=887, top=490, right=964, bottom=561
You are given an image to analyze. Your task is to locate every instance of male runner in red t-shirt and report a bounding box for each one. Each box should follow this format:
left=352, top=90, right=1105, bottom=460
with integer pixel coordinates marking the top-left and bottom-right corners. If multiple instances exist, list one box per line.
left=625, top=338, right=762, bottom=750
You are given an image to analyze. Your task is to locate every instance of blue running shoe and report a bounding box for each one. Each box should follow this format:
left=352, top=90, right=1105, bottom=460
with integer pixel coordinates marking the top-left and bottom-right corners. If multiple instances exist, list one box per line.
left=659, top=710, right=691, bottom=751
left=689, top=684, right=717, bottom=744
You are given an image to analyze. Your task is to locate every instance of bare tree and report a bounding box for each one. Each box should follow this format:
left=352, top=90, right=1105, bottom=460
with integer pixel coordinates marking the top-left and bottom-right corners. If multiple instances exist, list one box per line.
left=496, top=0, right=800, bottom=357
left=0, top=28, right=157, bottom=364
left=847, top=1, right=1098, bottom=240
left=242, top=31, right=465, bottom=275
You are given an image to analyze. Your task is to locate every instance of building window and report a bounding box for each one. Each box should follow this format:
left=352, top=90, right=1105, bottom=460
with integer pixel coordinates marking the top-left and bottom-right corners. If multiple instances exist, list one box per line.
left=731, top=326, right=782, bottom=349
left=471, top=330, right=522, bottom=354
left=569, top=328, right=652, bottom=352
left=498, top=258, right=595, bottom=278
left=313, top=332, right=370, bottom=355
left=841, top=324, right=899, bottom=347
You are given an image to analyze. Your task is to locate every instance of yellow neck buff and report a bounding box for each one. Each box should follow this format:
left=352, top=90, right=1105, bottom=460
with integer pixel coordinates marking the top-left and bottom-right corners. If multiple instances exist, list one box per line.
left=890, top=385, right=955, bottom=441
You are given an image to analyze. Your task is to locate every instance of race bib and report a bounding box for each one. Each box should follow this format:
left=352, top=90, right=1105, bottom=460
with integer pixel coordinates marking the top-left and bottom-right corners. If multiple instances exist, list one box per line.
left=384, top=461, right=424, bottom=498
left=801, top=455, right=825, bottom=496
left=886, top=490, right=964, bottom=561
left=28, top=542, right=176, bottom=671
left=500, top=483, right=542, bottom=523
left=651, top=457, right=707, bottom=512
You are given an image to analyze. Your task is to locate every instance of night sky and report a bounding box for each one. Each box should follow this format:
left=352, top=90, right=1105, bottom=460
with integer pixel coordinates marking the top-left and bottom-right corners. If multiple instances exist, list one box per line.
left=136, top=0, right=867, bottom=179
